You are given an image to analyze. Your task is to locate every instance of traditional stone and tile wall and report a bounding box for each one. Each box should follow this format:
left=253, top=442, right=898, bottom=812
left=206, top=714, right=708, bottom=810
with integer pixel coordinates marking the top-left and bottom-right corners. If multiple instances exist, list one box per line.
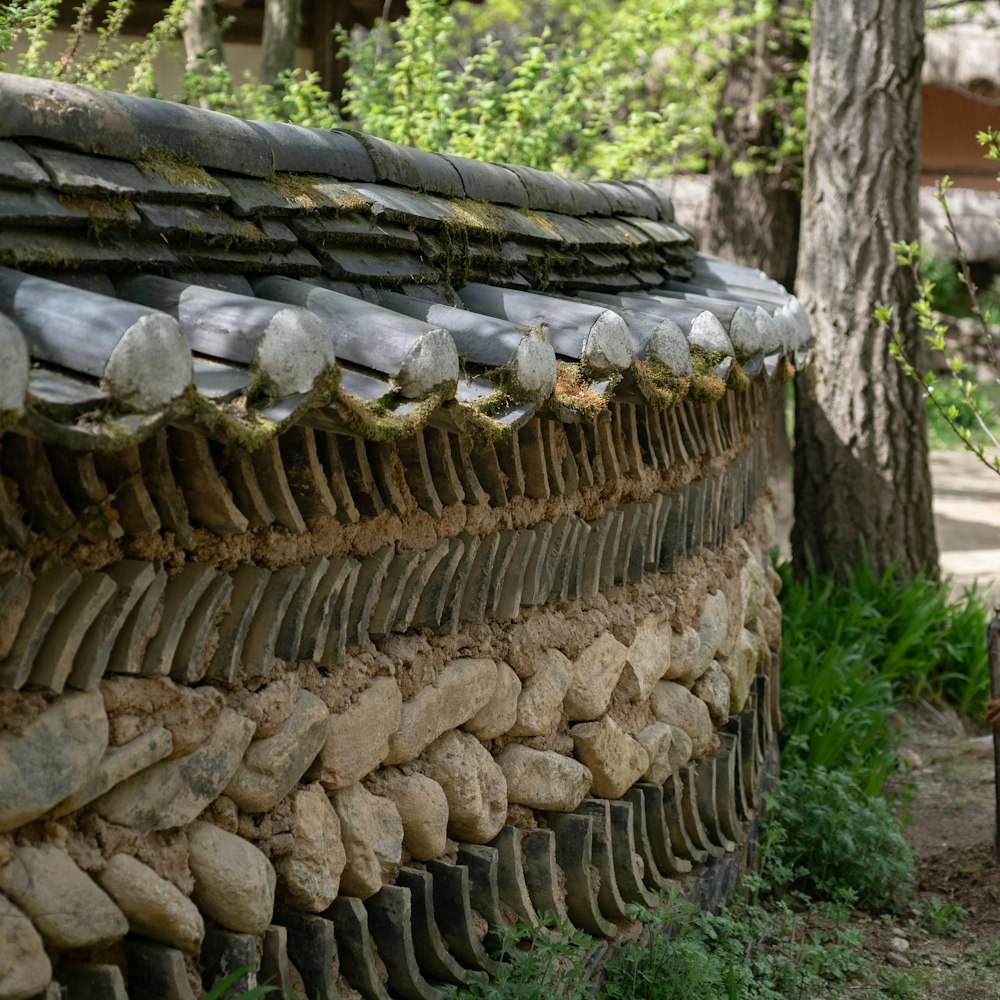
left=0, top=392, right=782, bottom=1000
left=0, top=73, right=802, bottom=1000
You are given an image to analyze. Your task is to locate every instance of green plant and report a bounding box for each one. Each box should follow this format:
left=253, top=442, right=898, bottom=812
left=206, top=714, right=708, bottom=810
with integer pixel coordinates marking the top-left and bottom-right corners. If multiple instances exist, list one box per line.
left=449, top=912, right=596, bottom=1000
left=449, top=867, right=921, bottom=999
left=765, top=763, right=916, bottom=912
left=969, top=938, right=1000, bottom=967
left=778, top=555, right=990, bottom=763
left=601, top=896, right=737, bottom=1000
left=179, top=60, right=341, bottom=126
left=600, top=890, right=915, bottom=1000
left=880, top=128, right=1000, bottom=473
left=200, top=965, right=299, bottom=1000
left=335, top=0, right=779, bottom=178
left=924, top=370, right=1000, bottom=450
left=917, top=895, right=969, bottom=936
left=0, top=0, right=189, bottom=94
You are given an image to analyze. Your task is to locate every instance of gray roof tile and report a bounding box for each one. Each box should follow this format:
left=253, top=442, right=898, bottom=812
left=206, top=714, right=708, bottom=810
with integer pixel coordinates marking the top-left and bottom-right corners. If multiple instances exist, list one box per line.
left=0, top=72, right=810, bottom=447
left=440, top=155, right=530, bottom=207
left=0, top=141, right=51, bottom=188
left=317, top=246, right=441, bottom=283
left=346, top=183, right=450, bottom=227
left=24, top=143, right=151, bottom=196
left=503, top=164, right=585, bottom=214
left=0, top=187, right=90, bottom=225
left=28, top=369, right=110, bottom=413
left=588, top=180, right=651, bottom=217
left=247, top=121, right=375, bottom=180
left=620, top=181, right=674, bottom=221
left=349, top=132, right=465, bottom=197
left=0, top=74, right=142, bottom=158
left=136, top=201, right=272, bottom=246
left=220, top=174, right=321, bottom=216
left=192, top=359, right=254, bottom=400
left=0, top=227, right=179, bottom=269
left=173, top=244, right=322, bottom=276
left=291, top=214, right=421, bottom=250
left=113, top=90, right=274, bottom=177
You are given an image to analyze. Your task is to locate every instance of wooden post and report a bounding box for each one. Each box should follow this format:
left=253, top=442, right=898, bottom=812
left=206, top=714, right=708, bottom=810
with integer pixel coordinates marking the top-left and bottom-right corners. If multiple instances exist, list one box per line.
left=988, top=608, right=1000, bottom=864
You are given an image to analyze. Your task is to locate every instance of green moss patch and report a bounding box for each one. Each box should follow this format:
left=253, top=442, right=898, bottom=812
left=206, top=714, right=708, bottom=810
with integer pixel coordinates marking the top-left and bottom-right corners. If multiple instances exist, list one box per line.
left=633, top=358, right=691, bottom=409
left=135, top=148, right=217, bottom=190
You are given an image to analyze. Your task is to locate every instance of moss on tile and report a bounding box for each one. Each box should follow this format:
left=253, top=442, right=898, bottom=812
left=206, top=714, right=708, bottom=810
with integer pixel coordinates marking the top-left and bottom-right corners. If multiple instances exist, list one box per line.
left=689, top=372, right=727, bottom=402
left=551, top=361, right=614, bottom=418
left=265, top=174, right=341, bottom=213
left=443, top=199, right=508, bottom=239
left=726, top=362, right=750, bottom=393
left=633, top=358, right=691, bottom=409
left=184, top=368, right=340, bottom=451
left=59, top=194, right=136, bottom=229
left=135, top=149, right=217, bottom=190
left=331, top=385, right=448, bottom=443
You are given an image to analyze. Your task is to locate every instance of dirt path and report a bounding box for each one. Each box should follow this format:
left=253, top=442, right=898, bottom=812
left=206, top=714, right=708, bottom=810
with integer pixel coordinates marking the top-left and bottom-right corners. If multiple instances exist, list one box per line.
left=931, top=451, right=1000, bottom=607
left=772, top=449, right=1000, bottom=995
left=771, top=450, right=1000, bottom=606
left=865, top=707, right=1000, bottom=999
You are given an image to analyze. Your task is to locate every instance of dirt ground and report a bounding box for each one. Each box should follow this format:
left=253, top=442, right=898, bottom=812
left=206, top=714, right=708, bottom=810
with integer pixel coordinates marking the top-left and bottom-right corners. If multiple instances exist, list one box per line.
left=930, top=451, right=1000, bottom=608
left=855, top=703, right=1000, bottom=999
left=870, top=452, right=1000, bottom=997
left=772, top=449, right=1000, bottom=996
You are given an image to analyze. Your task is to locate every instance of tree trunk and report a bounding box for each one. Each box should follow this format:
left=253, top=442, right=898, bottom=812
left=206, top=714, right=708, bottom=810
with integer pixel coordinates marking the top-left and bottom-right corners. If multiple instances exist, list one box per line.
left=792, top=0, right=939, bottom=579
left=181, top=0, right=225, bottom=78
left=708, top=2, right=804, bottom=479
left=706, top=1, right=803, bottom=290
left=181, top=0, right=225, bottom=110
left=261, top=0, right=303, bottom=89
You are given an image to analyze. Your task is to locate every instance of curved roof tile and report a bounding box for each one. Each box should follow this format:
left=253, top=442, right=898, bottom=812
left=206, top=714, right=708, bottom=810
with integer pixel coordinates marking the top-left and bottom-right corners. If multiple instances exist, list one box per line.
left=0, top=72, right=812, bottom=448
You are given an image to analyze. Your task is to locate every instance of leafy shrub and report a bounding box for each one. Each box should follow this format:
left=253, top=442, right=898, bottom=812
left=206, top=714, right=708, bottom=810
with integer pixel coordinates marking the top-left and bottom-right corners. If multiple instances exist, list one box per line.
left=924, top=368, right=1000, bottom=450
left=0, top=0, right=188, bottom=93
left=883, top=128, right=1000, bottom=473
left=767, top=764, right=916, bottom=912
left=179, top=61, right=341, bottom=127
left=450, top=913, right=596, bottom=1000
left=918, top=895, right=969, bottom=936
left=0, top=0, right=805, bottom=181
left=600, top=888, right=910, bottom=1000
left=336, top=0, right=778, bottom=178
left=601, top=897, right=737, bottom=1000
left=778, top=554, right=990, bottom=783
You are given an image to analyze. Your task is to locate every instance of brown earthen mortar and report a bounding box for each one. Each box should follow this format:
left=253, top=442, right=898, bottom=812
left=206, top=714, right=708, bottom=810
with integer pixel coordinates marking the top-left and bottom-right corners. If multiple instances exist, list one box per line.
left=54, top=811, right=197, bottom=893
left=4, top=401, right=765, bottom=576
left=101, top=676, right=225, bottom=756
left=227, top=674, right=299, bottom=739
left=0, top=689, right=54, bottom=736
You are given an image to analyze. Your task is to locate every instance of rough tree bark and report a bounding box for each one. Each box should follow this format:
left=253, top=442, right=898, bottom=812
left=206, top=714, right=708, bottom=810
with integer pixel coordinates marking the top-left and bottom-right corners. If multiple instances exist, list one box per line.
left=708, top=2, right=805, bottom=478
left=261, top=0, right=303, bottom=89
left=707, top=1, right=804, bottom=290
left=181, top=0, right=225, bottom=82
left=792, top=0, right=939, bottom=578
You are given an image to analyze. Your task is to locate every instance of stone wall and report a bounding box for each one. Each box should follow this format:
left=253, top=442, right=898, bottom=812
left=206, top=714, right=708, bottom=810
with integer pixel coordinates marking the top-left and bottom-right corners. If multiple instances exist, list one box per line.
left=0, top=387, right=781, bottom=1000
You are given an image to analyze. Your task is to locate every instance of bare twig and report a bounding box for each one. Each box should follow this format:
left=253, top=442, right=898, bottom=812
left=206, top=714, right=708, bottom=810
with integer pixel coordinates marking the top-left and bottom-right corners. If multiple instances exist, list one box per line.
left=986, top=608, right=1000, bottom=863
left=936, top=182, right=999, bottom=372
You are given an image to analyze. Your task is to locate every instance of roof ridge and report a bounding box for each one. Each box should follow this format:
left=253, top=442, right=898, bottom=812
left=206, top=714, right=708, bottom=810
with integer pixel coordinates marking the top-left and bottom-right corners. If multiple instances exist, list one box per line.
left=0, top=72, right=674, bottom=221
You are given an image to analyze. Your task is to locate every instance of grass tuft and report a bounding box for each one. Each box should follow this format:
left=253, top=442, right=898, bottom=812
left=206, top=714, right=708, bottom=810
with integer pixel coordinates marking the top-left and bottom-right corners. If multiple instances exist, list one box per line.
left=777, top=555, right=990, bottom=758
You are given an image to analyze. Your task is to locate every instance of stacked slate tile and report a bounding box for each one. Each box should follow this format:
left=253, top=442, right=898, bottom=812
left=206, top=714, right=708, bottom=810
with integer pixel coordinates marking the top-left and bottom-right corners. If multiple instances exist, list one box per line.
left=0, top=72, right=810, bottom=453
